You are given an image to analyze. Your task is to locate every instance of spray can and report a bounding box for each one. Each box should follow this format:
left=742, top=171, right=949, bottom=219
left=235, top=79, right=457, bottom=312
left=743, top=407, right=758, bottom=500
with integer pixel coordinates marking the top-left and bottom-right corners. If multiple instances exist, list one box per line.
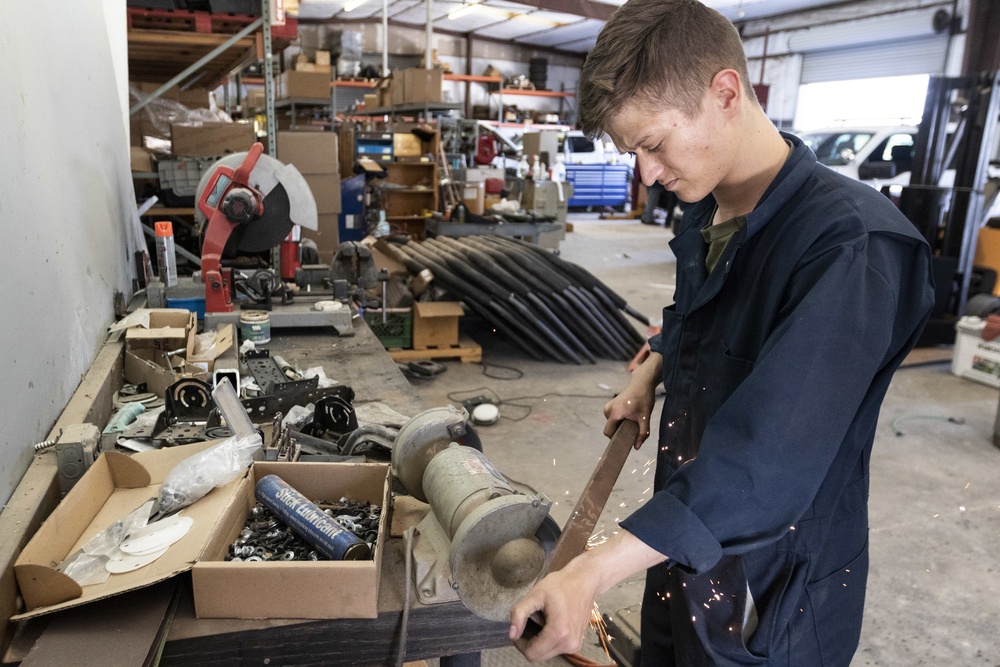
left=154, top=221, right=178, bottom=287
left=254, top=474, right=371, bottom=560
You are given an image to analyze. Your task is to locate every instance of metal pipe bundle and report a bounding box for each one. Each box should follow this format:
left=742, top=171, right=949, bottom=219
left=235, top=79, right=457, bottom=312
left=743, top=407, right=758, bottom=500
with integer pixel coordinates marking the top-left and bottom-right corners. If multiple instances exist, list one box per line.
left=381, top=236, right=650, bottom=363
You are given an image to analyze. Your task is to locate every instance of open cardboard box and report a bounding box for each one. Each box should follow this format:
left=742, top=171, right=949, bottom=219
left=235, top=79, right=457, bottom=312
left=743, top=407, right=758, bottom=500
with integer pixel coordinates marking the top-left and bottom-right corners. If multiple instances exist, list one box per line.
left=13, top=441, right=237, bottom=620
left=124, top=309, right=196, bottom=352
left=192, top=461, right=390, bottom=620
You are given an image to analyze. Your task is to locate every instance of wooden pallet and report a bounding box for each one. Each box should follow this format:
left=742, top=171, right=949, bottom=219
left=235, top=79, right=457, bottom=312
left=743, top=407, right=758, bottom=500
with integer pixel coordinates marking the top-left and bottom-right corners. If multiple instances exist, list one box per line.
left=388, top=336, right=482, bottom=364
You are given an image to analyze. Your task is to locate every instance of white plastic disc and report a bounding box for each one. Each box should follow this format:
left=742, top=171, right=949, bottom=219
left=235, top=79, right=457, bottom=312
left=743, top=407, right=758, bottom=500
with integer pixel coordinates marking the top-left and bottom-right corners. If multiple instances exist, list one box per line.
left=120, top=515, right=193, bottom=555
left=105, top=545, right=169, bottom=574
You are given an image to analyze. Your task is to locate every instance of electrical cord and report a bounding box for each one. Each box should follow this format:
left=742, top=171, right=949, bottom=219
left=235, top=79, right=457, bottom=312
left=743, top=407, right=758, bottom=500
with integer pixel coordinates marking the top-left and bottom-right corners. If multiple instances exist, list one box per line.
left=479, top=360, right=524, bottom=380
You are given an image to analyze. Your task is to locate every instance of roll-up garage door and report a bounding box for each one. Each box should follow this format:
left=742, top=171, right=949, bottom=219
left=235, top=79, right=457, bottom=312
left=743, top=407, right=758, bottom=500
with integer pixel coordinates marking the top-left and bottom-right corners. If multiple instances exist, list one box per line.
left=800, top=33, right=950, bottom=84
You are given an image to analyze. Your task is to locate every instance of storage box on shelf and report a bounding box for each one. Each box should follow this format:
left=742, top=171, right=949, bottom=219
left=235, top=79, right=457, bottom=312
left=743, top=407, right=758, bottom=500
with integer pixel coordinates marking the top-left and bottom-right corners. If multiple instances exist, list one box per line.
left=277, top=131, right=342, bottom=262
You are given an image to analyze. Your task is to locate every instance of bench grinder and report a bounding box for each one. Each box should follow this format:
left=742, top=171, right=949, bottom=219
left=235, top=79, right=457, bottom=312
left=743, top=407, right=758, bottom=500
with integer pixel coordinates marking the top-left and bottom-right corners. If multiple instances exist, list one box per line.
left=392, top=406, right=557, bottom=621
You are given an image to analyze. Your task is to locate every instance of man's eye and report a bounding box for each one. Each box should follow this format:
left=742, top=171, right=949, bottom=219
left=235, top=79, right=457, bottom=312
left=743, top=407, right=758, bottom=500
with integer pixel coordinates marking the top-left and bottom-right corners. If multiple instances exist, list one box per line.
left=649, top=143, right=663, bottom=153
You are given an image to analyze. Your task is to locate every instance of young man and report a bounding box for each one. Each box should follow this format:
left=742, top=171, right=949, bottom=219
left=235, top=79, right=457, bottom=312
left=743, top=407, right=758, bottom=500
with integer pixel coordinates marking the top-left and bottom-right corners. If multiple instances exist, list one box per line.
left=508, top=1, right=935, bottom=665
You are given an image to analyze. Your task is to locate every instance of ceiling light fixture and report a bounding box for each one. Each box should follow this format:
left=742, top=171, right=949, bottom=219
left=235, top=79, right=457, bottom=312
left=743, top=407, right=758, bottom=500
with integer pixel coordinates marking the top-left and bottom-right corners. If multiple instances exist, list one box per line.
left=448, top=1, right=482, bottom=20
left=344, top=0, right=369, bottom=12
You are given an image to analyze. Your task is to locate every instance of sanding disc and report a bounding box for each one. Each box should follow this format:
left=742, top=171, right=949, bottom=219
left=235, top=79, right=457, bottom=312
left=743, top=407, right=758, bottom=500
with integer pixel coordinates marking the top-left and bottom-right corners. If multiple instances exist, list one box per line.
left=106, top=545, right=170, bottom=574
left=120, top=515, right=193, bottom=556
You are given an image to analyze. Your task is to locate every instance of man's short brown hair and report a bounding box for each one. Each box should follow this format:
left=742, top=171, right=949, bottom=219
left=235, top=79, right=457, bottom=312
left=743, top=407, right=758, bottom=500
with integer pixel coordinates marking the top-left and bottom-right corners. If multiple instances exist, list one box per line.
left=579, top=0, right=755, bottom=138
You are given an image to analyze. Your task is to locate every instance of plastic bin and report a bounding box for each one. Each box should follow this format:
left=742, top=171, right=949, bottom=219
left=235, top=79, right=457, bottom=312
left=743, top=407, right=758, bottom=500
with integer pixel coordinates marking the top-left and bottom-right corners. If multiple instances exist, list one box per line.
left=167, top=297, right=206, bottom=320
left=156, top=157, right=218, bottom=206
left=363, top=308, right=412, bottom=349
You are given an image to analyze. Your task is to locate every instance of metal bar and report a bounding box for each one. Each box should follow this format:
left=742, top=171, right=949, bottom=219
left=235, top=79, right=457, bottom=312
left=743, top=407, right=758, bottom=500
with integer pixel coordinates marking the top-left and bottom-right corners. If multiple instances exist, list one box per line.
left=129, top=17, right=264, bottom=116
left=956, top=71, right=1000, bottom=315
left=544, top=418, right=639, bottom=574
left=426, top=0, right=433, bottom=71
left=382, top=0, right=389, bottom=76
left=263, top=0, right=281, bottom=275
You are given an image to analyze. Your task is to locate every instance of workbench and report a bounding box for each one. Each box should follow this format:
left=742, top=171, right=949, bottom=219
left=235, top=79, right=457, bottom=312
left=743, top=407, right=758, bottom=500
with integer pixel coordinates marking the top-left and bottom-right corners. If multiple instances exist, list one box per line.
left=0, top=319, right=509, bottom=666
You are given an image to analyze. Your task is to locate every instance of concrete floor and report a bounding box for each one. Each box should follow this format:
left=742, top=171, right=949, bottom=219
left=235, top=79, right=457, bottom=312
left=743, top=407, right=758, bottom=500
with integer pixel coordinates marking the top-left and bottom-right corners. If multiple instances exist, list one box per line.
left=406, top=213, right=1000, bottom=667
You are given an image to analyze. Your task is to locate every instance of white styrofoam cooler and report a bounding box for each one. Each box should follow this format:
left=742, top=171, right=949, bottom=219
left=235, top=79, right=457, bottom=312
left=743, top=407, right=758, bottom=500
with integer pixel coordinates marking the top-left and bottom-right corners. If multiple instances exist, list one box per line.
left=952, top=316, right=1000, bottom=388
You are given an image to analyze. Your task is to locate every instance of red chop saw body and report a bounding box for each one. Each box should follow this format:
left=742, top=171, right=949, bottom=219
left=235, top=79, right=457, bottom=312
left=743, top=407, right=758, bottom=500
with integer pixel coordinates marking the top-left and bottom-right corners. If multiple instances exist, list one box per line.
left=197, top=143, right=266, bottom=313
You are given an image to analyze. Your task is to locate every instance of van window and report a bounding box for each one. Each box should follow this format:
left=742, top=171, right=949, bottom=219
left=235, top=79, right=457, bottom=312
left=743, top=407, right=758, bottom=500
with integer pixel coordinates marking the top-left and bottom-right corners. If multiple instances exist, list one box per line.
left=800, top=131, right=874, bottom=165
left=567, top=136, right=597, bottom=153
left=866, top=133, right=915, bottom=174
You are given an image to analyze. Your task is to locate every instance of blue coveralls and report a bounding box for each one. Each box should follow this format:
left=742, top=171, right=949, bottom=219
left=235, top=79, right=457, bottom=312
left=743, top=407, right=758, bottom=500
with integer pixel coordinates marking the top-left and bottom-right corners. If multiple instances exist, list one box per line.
left=619, top=133, right=935, bottom=667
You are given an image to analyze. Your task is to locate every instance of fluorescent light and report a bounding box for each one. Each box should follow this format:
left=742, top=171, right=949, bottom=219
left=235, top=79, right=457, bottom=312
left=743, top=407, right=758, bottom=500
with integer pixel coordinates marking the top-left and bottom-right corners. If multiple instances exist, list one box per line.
left=448, top=1, right=482, bottom=20
left=344, top=0, right=369, bottom=12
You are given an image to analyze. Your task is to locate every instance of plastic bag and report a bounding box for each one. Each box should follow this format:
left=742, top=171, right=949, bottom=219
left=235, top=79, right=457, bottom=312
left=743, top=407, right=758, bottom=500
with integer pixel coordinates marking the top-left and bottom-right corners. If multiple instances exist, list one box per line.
left=57, top=500, right=154, bottom=586
left=153, top=433, right=262, bottom=518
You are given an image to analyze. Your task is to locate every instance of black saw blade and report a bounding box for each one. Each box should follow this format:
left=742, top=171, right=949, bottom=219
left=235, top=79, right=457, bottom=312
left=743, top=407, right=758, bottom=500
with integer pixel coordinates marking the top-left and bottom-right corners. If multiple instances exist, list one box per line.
left=223, top=183, right=295, bottom=256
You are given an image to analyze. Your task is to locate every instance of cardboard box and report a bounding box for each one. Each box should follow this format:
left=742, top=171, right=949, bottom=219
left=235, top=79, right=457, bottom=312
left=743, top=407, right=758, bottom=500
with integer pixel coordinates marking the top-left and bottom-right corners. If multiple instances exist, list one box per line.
left=315, top=50, right=331, bottom=66
left=187, top=324, right=235, bottom=374
left=124, top=309, right=196, bottom=352
left=974, top=227, right=1000, bottom=296
left=304, top=174, right=343, bottom=214
left=130, top=146, right=154, bottom=173
left=278, top=70, right=332, bottom=100
left=135, top=81, right=211, bottom=109
left=13, top=442, right=238, bottom=619
left=277, top=131, right=339, bottom=175
left=363, top=93, right=379, bottom=109
left=952, top=316, right=1000, bottom=387
left=402, top=68, right=443, bottom=104
left=462, top=181, right=485, bottom=215
left=465, top=166, right=505, bottom=183
left=412, top=302, right=464, bottom=349
left=393, top=133, right=423, bottom=158
left=391, top=76, right=407, bottom=107
left=191, top=461, right=390, bottom=619
left=170, top=122, right=255, bottom=157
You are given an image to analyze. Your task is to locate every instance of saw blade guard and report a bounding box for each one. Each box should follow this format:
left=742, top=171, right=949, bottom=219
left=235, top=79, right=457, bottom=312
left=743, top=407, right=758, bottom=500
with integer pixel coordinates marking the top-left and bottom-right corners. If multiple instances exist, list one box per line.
left=194, top=152, right=317, bottom=230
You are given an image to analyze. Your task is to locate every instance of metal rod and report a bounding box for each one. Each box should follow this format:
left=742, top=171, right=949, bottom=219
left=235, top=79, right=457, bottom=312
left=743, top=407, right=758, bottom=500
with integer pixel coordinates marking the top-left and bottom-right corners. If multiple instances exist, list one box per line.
left=129, top=17, right=264, bottom=116
left=425, top=0, right=433, bottom=71
left=382, top=0, right=389, bottom=76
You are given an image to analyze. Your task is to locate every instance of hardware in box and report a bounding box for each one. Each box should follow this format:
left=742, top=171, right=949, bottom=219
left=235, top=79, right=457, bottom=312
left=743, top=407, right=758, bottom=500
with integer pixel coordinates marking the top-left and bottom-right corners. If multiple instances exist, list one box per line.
left=191, top=461, right=390, bottom=619
left=12, top=442, right=238, bottom=620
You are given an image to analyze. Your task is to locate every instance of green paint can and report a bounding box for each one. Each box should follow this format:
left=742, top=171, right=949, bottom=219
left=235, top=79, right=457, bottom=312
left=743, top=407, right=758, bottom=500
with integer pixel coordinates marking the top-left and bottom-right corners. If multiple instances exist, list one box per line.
left=240, top=310, right=271, bottom=345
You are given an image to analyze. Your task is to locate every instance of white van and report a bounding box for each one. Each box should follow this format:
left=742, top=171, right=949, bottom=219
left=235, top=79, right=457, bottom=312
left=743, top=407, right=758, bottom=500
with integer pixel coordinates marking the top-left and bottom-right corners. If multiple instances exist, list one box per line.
left=798, top=126, right=922, bottom=191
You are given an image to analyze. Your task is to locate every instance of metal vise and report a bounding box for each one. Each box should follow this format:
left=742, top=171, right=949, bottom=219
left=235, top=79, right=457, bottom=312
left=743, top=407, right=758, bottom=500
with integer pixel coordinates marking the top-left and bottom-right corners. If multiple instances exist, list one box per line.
left=391, top=406, right=556, bottom=621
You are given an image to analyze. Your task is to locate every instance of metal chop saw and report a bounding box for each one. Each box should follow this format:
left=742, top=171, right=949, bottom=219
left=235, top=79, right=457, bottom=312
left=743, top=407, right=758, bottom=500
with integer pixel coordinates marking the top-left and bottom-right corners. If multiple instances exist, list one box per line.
left=392, top=406, right=559, bottom=621
left=196, top=142, right=317, bottom=313
left=195, top=143, right=353, bottom=336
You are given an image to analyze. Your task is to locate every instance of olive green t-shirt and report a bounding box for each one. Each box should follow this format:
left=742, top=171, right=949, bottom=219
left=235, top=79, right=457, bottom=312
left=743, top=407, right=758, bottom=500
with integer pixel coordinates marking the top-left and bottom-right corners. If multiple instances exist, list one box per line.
left=701, top=215, right=745, bottom=273
left=701, top=140, right=794, bottom=273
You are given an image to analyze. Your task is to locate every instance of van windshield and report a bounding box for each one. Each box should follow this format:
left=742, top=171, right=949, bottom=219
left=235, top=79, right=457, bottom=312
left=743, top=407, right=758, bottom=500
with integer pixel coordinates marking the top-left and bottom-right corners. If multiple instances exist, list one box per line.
left=799, top=131, right=875, bottom=165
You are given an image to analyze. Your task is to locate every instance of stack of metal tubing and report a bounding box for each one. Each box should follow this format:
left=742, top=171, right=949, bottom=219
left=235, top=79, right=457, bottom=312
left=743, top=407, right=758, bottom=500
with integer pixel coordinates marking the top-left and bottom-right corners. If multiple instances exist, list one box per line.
left=380, top=235, right=650, bottom=363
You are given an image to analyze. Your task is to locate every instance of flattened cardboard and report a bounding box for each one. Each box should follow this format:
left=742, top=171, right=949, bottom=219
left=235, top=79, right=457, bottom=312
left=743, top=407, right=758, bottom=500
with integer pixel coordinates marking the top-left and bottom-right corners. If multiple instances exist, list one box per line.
left=123, top=347, right=208, bottom=399
left=412, top=302, right=464, bottom=349
left=13, top=441, right=239, bottom=620
left=304, top=173, right=343, bottom=214
left=191, top=461, right=390, bottom=620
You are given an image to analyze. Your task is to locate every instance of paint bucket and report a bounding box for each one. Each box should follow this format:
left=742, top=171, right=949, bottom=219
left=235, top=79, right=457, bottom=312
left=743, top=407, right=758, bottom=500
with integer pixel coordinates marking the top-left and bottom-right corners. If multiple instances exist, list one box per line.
left=240, top=310, right=271, bottom=345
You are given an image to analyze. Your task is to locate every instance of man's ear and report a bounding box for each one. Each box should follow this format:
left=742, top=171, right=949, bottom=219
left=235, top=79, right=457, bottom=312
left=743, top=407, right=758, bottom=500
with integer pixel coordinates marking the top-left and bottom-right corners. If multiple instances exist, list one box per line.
left=709, top=69, right=743, bottom=118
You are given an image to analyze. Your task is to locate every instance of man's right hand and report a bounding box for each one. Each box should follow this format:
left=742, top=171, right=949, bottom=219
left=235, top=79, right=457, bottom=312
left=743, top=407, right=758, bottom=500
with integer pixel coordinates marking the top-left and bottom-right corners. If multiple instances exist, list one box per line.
left=604, top=352, right=662, bottom=449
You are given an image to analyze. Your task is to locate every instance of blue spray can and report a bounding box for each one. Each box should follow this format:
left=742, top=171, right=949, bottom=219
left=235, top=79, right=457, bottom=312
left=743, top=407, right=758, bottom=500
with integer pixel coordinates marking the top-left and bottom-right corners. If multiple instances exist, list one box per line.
left=254, top=474, right=371, bottom=560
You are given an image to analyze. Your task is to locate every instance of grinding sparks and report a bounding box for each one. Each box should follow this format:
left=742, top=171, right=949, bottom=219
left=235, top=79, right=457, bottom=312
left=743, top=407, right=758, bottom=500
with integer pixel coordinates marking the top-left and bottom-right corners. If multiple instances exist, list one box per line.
left=590, top=603, right=614, bottom=661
